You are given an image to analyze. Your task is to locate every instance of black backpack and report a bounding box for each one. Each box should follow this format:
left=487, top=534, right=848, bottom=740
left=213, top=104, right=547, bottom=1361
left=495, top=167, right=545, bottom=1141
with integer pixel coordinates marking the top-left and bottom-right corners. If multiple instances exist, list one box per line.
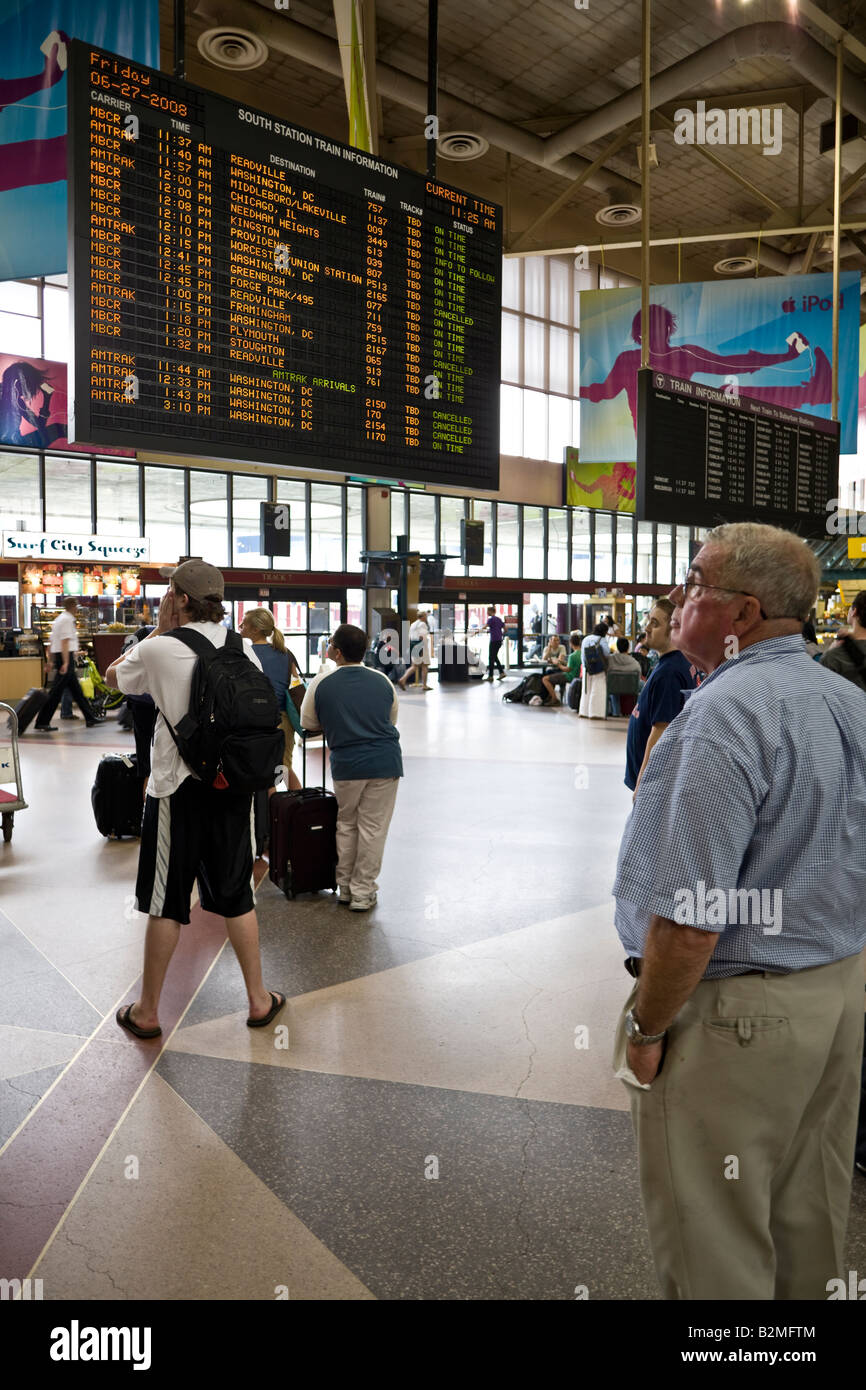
left=162, top=629, right=284, bottom=794
left=502, top=677, right=529, bottom=703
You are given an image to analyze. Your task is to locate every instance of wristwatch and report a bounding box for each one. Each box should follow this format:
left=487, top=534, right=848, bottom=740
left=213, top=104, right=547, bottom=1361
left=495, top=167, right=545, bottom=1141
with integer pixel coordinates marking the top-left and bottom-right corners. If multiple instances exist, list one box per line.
left=625, top=1008, right=667, bottom=1045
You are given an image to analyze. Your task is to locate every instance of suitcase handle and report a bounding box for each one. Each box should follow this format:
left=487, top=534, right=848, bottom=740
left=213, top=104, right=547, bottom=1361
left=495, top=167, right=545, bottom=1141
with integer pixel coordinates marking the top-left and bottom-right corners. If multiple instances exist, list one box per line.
left=299, top=730, right=327, bottom=789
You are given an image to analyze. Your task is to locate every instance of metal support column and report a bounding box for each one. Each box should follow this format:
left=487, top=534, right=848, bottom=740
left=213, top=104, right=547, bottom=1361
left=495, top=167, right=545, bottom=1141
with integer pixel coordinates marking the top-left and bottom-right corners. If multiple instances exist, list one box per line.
left=832, top=39, right=843, bottom=422
left=174, top=0, right=185, bottom=80
left=640, top=0, right=651, bottom=370
left=427, top=0, right=438, bottom=179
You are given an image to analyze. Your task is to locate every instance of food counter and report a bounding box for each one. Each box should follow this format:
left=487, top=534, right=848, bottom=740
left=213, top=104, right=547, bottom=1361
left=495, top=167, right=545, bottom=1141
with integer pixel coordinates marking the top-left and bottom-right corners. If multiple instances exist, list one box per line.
left=0, top=657, right=44, bottom=704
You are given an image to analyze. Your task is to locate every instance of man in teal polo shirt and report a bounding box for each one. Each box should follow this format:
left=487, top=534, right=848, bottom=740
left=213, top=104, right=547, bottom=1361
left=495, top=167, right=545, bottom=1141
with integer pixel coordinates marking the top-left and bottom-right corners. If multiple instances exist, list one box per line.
left=300, top=623, right=403, bottom=911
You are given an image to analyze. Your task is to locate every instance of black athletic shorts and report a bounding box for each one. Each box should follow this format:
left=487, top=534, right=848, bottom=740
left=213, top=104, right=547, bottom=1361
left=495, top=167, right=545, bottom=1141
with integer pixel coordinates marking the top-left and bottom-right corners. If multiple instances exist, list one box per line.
left=135, top=776, right=255, bottom=925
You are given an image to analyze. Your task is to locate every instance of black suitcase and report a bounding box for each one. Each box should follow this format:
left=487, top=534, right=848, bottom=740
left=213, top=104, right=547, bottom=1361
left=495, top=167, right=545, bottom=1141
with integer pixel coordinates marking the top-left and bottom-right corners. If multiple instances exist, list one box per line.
left=92, top=753, right=144, bottom=838
left=268, top=738, right=338, bottom=898
left=14, top=687, right=48, bottom=734
left=438, top=643, right=470, bottom=683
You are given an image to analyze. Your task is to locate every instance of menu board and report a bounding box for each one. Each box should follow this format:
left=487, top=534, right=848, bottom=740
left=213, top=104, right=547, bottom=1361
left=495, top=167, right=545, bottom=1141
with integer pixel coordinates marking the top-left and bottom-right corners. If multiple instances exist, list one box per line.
left=637, top=370, right=839, bottom=535
left=68, top=43, right=502, bottom=490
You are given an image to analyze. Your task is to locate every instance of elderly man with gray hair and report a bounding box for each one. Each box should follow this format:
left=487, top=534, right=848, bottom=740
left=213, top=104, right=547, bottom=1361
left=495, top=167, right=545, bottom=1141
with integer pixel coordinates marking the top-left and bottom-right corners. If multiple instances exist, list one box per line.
left=612, top=521, right=866, bottom=1301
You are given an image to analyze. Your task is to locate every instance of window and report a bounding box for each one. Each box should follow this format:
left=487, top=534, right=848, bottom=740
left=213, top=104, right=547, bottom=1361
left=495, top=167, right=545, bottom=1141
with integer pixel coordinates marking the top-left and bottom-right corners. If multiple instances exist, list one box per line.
left=523, top=319, right=545, bottom=390
left=636, top=521, right=654, bottom=585
left=523, top=389, right=548, bottom=460
left=440, top=495, right=466, bottom=575
left=409, top=492, right=436, bottom=557
left=144, top=466, right=186, bottom=562
left=500, top=384, right=523, bottom=456
left=675, top=525, right=691, bottom=582
left=497, top=502, right=519, bottom=577
left=43, top=285, right=69, bottom=362
left=346, top=486, right=364, bottom=572
left=275, top=479, right=308, bottom=570
left=501, top=311, right=520, bottom=384
left=548, top=393, right=572, bottom=464
left=525, top=257, right=545, bottom=317
left=0, top=452, right=41, bottom=531
left=232, top=474, right=268, bottom=568
left=310, top=483, right=344, bottom=570
left=523, top=506, right=544, bottom=579
left=616, top=514, right=634, bottom=583
left=471, top=500, right=494, bottom=577
left=656, top=523, right=673, bottom=585
left=189, top=470, right=228, bottom=566
left=548, top=508, right=568, bottom=580
left=45, top=455, right=91, bottom=532
left=571, top=508, right=591, bottom=582
left=96, top=460, right=140, bottom=535
left=502, top=256, right=520, bottom=311
left=594, top=513, right=613, bottom=583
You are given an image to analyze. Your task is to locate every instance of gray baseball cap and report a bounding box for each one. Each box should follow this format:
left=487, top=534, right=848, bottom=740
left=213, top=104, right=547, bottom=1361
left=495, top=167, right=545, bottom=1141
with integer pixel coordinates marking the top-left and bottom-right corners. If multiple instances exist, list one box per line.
left=158, top=558, right=224, bottom=599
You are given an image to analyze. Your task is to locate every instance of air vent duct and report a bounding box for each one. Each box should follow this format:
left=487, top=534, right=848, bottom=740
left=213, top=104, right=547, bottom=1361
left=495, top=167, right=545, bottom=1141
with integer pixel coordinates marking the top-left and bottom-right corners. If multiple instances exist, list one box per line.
left=197, top=27, right=269, bottom=70
left=437, top=131, right=490, bottom=161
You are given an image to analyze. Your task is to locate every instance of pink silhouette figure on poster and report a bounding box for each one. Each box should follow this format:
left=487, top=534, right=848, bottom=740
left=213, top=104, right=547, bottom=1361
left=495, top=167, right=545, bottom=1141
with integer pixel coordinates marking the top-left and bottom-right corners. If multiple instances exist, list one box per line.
left=580, top=305, right=831, bottom=428
left=0, top=30, right=69, bottom=194
left=569, top=460, right=636, bottom=510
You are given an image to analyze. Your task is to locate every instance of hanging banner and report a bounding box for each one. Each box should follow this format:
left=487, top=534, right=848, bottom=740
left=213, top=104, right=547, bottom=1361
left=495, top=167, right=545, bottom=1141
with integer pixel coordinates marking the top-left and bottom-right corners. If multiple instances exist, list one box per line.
left=0, top=0, right=158, bottom=279
left=564, top=446, right=635, bottom=512
left=579, top=271, right=860, bottom=461
left=0, top=352, right=134, bottom=453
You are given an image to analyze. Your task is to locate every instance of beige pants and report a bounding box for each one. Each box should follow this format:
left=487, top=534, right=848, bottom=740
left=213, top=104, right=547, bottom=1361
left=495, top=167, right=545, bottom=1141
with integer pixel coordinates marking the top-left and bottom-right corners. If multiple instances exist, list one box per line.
left=333, top=777, right=399, bottom=901
left=614, top=953, right=865, bottom=1300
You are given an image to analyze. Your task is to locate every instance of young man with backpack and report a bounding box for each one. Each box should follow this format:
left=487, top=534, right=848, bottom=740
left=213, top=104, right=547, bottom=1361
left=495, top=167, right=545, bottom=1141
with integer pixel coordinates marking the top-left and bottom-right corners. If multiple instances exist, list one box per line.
left=105, top=560, right=286, bottom=1039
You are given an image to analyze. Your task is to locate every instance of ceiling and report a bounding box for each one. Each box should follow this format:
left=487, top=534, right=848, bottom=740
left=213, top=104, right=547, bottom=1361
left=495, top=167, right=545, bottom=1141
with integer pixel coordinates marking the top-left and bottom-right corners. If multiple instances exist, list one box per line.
left=160, top=0, right=866, bottom=292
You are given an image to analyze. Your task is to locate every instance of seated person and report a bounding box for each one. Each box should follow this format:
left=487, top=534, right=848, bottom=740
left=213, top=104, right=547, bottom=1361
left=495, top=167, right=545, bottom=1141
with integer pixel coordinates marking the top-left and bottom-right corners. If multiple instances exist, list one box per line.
left=541, top=633, right=569, bottom=701
left=549, top=630, right=583, bottom=705
left=607, top=636, right=642, bottom=715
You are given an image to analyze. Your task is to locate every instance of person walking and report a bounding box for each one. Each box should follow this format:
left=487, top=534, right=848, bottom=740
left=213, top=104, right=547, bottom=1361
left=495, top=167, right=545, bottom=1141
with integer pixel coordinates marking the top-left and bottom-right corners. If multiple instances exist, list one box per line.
left=35, top=596, right=98, bottom=731
left=613, top=521, right=866, bottom=1300
left=240, top=607, right=302, bottom=792
left=106, top=560, right=285, bottom=1037
left=301, top=623, right=402, bottom=912
left=482, top=606, right=506, bottom=680
left=398, top=611, right=431, bottom=691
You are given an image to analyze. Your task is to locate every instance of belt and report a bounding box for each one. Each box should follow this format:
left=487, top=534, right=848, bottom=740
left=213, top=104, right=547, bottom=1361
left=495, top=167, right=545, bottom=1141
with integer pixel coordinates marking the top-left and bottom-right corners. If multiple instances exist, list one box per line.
left=625, top=957, right=777, bottom=980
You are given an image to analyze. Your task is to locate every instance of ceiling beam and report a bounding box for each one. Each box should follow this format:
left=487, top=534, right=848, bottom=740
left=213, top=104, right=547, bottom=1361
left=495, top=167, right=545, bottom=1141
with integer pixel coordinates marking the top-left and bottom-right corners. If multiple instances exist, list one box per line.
left=656, top=85, right=819, bottom=114
left=506, top=220, right=866, bottom=258
left=509, top=125, right=638, bottom=253
left=653, top=110, right=786, bottom=216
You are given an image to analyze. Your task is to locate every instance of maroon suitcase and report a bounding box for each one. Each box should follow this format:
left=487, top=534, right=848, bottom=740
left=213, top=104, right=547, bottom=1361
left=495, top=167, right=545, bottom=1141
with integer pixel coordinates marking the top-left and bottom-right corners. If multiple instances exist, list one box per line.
left=268, top=736, right=338, bottom=898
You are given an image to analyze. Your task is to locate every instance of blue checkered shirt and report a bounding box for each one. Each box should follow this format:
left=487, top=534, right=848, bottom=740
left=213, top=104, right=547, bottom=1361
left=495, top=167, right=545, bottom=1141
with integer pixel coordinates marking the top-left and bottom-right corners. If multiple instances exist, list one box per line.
left=613, top=635, right=866, bottom=978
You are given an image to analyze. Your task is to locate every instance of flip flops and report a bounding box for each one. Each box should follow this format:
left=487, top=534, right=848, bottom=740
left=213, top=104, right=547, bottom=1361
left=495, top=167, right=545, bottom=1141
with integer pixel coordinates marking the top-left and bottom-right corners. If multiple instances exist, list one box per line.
left=116, top=1003, right=162, bottom=1039
left=247, top=991, right=287, bottom=1028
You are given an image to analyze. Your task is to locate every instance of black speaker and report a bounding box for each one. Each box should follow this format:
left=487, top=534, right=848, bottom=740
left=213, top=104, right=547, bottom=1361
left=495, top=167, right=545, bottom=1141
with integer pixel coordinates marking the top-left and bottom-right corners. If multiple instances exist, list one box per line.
left=461, top=519, right=484, bottom=566
left=260, top=501, right=291, bottom=557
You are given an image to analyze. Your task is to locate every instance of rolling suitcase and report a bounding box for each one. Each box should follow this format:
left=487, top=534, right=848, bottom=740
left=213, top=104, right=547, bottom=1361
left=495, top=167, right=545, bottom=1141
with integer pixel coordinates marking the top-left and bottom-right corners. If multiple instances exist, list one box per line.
left=14, top=687, right=48, bottom=734
left=92, top=753, right=144, bottom=839
left=268, top=737, right=338, bottom=898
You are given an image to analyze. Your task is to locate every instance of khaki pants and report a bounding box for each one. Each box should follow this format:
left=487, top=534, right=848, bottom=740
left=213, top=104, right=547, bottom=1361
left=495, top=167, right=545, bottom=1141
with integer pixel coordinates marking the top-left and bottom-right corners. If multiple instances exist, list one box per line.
left=333, top=777, right=399, bottom=901
left=614, top=954, right=865, bottom=1300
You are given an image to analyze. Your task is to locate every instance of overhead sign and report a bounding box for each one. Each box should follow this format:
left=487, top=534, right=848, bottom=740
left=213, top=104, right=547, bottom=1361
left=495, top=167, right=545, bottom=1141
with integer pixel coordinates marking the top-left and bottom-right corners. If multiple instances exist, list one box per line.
left=2, top=531, right=149, bottom=562
left=637, top=370, right=839, bottom=536
left=847, top=537, right=866, bottom=559
left=67, top=42, right=502, bottom=491
left=579, top=272, right=860, bottom=461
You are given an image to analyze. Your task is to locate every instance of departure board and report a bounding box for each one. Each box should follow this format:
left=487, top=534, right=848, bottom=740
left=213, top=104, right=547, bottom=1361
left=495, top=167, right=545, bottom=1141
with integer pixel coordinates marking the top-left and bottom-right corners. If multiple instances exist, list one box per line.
left=67, top=43, right=502, bottom=489
left=637, top=370, right=839, bottom=536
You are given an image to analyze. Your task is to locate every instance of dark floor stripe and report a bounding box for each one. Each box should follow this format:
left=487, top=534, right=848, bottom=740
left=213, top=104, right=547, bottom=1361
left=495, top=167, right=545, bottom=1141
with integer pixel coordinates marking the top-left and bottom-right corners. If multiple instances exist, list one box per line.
left=0, top=862, right=269, bottom=1281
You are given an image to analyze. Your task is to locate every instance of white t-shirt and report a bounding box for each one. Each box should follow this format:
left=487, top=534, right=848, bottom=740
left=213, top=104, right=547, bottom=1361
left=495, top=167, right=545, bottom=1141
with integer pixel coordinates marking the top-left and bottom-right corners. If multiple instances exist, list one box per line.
left=116, top=622, right=262, bottom=798
left=408, top=619, right=431, bottom=665
left=49, top=610, right=78, bottom=654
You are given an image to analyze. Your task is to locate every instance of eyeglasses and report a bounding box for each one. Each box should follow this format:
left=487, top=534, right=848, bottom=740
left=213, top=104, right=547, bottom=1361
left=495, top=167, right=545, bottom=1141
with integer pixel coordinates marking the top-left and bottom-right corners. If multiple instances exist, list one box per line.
left=677, top=577, right=768, bottom=622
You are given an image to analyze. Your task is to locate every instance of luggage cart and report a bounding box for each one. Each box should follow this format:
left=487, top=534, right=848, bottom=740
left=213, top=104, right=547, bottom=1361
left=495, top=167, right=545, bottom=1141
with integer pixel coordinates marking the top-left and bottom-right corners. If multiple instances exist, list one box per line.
left=0, top=702, right=28, bottom=842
